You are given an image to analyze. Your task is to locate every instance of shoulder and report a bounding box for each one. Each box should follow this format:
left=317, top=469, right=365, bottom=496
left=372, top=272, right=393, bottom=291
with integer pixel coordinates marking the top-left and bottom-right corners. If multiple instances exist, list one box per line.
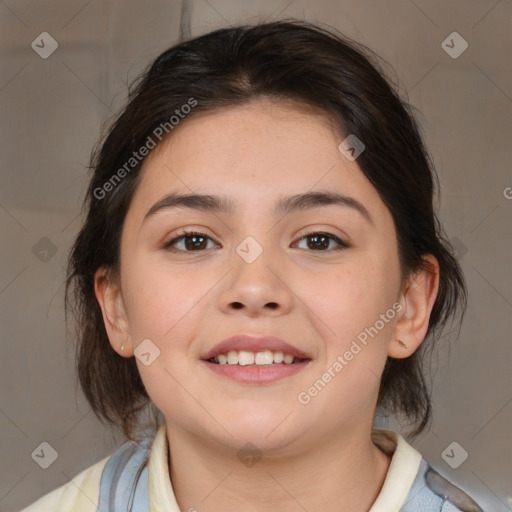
left=404, top=457, right=484, bottom=512
left=19, top=455, right=110, bottom=512
left=20, top=428, right=159, bottom=512
left=370, top=429, right=484, bottom=512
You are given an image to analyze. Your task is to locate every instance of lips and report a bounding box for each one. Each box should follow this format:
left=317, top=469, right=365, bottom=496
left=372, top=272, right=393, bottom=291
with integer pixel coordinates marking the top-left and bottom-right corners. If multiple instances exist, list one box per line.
left=200, top=334, right=312, bottom=362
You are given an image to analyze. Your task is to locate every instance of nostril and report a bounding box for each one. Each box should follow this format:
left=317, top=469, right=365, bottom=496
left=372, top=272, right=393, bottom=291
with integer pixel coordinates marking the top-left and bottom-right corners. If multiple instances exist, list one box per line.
left=229, top=302, right=278, bottom=310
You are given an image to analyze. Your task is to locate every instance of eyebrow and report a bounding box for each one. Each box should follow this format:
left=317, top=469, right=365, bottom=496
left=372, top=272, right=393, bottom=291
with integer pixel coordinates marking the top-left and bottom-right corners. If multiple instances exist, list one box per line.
left=143, top=190, right=374, bottom=225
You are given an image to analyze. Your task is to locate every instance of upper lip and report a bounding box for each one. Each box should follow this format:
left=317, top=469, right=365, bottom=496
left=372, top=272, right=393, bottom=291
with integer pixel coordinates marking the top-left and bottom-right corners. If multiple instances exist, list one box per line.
left=200, top=334, right=312, bottom=361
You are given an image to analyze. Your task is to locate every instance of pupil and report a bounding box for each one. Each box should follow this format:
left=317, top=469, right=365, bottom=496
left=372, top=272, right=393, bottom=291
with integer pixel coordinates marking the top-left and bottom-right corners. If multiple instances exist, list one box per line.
left=186, top=236, right=206, bottom=250
left=309, top=235, right=328, bottom=250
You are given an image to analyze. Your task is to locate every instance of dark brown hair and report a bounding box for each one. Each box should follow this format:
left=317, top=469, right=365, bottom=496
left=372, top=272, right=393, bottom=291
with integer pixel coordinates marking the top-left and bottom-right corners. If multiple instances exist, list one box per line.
left=65, top=19, right=467, bottom=441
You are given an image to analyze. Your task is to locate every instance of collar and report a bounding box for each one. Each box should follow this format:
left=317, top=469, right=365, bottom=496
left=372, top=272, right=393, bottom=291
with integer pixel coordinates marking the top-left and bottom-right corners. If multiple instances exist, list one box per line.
left=368, top=429, right=422, bottom=511
left=147, top=425, right=422, bottom=512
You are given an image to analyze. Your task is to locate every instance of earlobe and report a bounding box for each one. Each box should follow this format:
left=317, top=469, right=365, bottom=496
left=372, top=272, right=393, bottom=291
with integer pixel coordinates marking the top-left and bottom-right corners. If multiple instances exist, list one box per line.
left=389, top=255, right=440, bottom=358
left=94, top=267, right=134, bottom=356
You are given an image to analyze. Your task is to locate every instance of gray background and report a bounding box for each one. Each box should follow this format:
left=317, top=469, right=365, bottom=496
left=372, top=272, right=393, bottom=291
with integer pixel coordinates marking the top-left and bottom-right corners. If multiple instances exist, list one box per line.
left=1, top=1, right=511, bottom=511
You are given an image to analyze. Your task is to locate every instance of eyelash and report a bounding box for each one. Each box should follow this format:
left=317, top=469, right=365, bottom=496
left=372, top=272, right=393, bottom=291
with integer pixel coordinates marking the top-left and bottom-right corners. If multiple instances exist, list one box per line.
left=162, top=230, right=349, bottom=253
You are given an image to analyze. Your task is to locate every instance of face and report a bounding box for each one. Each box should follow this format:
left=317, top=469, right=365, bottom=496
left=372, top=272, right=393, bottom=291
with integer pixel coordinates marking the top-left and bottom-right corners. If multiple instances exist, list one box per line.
left=104, top=99, right=406, bottom=454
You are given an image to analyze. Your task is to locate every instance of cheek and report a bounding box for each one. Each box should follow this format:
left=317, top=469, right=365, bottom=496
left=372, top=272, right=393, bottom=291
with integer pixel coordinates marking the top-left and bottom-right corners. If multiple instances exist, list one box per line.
left=121, top=256, right=206, bottom=342
left=315, top=251, right=400, bottom=355
left=122, top=263, right=209, bottom=415
left=298, top=258, right=400, bottom=414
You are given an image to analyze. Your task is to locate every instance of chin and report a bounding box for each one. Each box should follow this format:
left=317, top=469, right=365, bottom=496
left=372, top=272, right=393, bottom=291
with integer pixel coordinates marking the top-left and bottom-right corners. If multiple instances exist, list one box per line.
left=216, top=408, right=304, bottom=452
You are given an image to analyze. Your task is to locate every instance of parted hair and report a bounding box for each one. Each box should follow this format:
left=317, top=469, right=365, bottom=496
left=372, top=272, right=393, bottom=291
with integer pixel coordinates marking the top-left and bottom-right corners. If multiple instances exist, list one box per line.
left=65, top=19, right=467, bottom=441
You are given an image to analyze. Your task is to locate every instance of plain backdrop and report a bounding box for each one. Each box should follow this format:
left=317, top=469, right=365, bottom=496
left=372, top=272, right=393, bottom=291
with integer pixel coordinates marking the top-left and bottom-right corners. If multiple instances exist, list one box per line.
left=1, top=1, right=511, bottom=511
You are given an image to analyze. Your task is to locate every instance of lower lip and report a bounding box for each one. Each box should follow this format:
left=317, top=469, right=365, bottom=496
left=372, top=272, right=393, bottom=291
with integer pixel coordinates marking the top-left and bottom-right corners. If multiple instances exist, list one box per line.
left=201, top=360, right=311, bottom=384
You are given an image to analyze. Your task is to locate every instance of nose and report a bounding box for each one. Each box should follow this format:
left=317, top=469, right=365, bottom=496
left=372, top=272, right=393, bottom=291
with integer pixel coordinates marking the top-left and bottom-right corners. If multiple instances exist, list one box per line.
left=218, top=246, right=294, bottom=318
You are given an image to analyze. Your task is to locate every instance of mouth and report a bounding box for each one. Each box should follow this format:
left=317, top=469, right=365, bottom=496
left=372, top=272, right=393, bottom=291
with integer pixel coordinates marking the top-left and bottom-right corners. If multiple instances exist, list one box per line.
left=200, top=335, right=312, bottom=384
left=206, top=350, right=308, bottom=366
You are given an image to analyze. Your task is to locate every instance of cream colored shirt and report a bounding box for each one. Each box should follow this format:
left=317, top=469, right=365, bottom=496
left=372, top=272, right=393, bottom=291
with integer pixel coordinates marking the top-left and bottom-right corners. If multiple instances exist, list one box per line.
left=20, top=426, right=422, bottom=512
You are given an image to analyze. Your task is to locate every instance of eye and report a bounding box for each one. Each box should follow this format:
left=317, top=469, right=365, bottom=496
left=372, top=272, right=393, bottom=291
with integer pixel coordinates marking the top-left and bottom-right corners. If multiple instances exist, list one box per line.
left=163, top=231, right=218, bottom=252
left=293, top=232, right=349, bottom=251
left=162, top=230, right=349, bottom=253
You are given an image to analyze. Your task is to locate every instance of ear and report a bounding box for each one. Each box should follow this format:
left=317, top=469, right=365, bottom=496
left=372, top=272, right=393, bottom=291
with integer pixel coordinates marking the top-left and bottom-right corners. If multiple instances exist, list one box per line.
left=94, top=266, right=134, bottom=357
left=389, top=254, right=440, bottom=358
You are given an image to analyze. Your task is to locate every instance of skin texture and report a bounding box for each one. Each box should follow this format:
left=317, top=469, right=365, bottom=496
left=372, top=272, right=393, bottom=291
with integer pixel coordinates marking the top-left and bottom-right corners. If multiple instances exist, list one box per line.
left=95, top=98, right=439, bottom=512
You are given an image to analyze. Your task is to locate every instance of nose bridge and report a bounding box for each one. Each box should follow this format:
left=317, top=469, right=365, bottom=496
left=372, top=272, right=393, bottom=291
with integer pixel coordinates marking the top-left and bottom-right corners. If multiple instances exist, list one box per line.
left=219, top=233, right=292, bottom=314
left=233, top=233, right=280, bottom=287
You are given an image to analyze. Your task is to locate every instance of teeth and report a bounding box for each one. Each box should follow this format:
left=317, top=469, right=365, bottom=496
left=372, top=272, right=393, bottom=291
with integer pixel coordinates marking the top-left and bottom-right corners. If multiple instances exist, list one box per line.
left=211, top=349, right=302, bottom=365
left=255, top=350, right=273, bottom=365
left=273, top=351, right=284, bottom=363
left=227, top=351, right=238, bottom=365
left=283, top=354, right=294, bottom=364
left=238, top=351, right=255, bottom=366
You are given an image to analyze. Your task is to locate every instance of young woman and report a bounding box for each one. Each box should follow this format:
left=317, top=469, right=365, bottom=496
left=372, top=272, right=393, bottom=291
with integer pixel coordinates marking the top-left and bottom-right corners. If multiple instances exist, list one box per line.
left=22, top=19, right=484, bottom=512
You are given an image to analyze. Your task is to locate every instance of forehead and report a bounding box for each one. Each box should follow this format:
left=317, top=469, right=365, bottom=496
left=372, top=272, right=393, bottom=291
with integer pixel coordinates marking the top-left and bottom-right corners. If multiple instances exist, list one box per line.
left=129, top=99, right=388, bottom=222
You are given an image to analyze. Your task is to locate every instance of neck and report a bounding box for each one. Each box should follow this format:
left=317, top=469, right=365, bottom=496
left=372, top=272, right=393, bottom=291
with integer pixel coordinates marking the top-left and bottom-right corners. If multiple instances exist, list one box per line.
left=165, top=423, right=391, bottom=512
